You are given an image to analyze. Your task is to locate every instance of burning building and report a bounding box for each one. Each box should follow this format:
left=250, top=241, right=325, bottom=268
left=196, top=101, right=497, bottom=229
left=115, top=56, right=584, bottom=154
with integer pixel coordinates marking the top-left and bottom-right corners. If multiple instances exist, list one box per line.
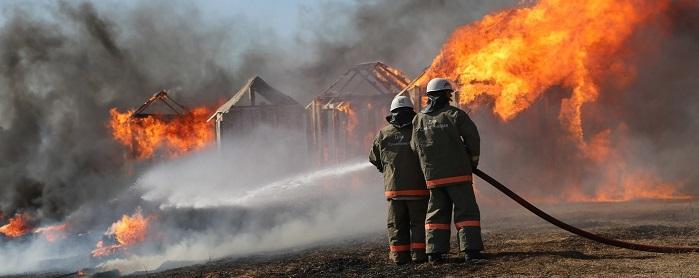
left=306, top=62, right=411, bottom=164
left=207, top=76, right=304, bottom=148
left=109, top=91, right=214, bottom=160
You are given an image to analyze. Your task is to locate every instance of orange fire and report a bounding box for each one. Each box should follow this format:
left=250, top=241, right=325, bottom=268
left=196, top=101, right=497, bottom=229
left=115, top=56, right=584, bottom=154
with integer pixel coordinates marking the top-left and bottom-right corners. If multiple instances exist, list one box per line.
left=336, top=102, right=357, bottom=136
left=34, top=223, right=68, bottom=242
left=91, top=208, right=152, bottom=257
left=418, top=0, right=667, bottom=147
left=570, top=128, right=691, bottom=202
left=567, top=173, right=692, bottom=203
left=109, top=107, right=214, bottom=160
left=0, top=213, right=31, bottom=238
left=417, top=0, right=689, bottom=202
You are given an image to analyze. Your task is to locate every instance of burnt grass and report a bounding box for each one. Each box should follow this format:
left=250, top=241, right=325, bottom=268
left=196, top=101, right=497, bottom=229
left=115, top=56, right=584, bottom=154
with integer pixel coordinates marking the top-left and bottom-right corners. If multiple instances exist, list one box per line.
left=129, top=201, right=699, bottom=277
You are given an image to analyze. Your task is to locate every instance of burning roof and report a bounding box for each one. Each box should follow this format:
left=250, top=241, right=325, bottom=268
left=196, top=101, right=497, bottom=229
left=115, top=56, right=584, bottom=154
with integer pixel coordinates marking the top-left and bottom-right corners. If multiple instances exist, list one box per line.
left=132, top=90, right=188, bottom=118
left=109, top=91, right=214, bottom=160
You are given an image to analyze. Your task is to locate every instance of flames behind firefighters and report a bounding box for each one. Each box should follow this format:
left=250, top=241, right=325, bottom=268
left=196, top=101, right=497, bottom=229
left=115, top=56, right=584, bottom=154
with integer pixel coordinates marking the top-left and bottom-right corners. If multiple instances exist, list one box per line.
left=417, top=0, right=666, bottom=141
left=416, top=0, right=692, bottom=202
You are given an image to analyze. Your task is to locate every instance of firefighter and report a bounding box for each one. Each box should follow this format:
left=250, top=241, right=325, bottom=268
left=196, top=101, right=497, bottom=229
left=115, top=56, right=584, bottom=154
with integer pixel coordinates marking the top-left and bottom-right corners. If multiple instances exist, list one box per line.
left=411, top=77, right=486, bottom=263
left=369, top=96, right=429, bottom=265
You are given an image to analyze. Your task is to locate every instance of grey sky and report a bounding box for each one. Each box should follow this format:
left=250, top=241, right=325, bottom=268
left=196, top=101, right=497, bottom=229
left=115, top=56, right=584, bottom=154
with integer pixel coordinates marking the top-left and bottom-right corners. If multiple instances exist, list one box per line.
left=0, top=0, right=350, bottom=39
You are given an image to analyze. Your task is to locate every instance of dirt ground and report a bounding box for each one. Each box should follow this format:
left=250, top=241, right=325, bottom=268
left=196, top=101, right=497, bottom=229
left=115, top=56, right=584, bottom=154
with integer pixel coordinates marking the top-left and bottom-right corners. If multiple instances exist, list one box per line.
left=122, top=200, right=699, bottom=278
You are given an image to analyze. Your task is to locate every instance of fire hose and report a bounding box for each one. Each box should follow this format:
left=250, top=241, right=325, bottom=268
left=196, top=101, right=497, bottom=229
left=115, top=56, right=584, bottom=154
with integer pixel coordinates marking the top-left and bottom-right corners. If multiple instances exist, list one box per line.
left=473, top=168, right=699, bottom=253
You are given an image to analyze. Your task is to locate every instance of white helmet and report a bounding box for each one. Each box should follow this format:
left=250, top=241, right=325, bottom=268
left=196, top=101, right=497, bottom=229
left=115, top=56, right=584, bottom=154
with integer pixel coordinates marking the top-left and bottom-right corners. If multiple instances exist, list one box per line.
left=390, top=96, right=414, bottom=112
left=426, top=78, right=454, bottom=94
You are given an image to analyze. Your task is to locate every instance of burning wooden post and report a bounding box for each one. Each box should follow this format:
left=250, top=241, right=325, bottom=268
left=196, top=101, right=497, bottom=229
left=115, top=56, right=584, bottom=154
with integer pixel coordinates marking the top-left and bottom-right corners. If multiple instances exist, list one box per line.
left=306, top=62, right=410, bottom=165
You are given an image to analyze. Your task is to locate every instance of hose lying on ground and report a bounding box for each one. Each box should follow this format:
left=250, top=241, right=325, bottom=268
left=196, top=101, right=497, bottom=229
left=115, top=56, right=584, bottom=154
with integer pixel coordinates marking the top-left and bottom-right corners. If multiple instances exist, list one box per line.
left=473, top=168, right=699, bottom=253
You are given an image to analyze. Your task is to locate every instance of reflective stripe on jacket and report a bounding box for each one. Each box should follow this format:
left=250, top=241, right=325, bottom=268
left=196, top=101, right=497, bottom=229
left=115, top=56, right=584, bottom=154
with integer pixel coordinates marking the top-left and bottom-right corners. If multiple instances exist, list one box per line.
left=369, top=125, right=427, bottom=198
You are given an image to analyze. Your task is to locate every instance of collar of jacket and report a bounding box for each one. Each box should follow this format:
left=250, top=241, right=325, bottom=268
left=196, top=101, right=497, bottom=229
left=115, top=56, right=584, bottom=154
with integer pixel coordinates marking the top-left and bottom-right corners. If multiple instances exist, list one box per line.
left=422, top=104, right=452, bottom=115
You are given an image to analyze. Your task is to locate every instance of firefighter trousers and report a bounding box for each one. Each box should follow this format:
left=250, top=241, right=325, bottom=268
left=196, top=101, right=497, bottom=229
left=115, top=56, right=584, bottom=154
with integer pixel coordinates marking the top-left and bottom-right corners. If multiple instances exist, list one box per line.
left=425, top=182, right=484, bottom=254
left=387, top=198, right=428, bottom=262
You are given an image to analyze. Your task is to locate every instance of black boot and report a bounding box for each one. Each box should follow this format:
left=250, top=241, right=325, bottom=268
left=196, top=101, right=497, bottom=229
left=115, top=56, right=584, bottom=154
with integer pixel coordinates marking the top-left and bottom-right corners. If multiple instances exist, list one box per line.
left=412, top=250, right=427, bottom=264
left=391, top=252, right=411, bottom=265
left=427, top=253, right=446, bottom=263
left=464, top=251, right=487, bottom=263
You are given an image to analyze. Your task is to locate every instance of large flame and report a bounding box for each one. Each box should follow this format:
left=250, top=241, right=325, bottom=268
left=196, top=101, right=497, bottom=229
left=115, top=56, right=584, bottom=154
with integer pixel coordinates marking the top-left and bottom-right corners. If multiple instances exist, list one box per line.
left=109, top=107, right=214, bottom=160
left=0, top=213, right=31, bottom=238
left=91, top=208, right=152, bottom=257
left=418, top=0, right=667, bottom=146
left=417, top=0, right=690, bottom=202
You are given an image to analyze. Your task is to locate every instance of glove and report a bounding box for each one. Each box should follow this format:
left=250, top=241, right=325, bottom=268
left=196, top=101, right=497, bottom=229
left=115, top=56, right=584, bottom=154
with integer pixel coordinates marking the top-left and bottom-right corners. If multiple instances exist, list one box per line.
left=369, top=160, right=383, bottom=173
left=471, top=156, right=479, bottom=170
left=375, top=164, right=384, bottom=173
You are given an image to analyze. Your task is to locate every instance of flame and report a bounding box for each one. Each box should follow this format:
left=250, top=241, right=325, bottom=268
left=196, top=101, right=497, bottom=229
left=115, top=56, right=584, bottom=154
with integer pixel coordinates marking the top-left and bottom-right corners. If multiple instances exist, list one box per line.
left=0, top=213, right=31, bottom=238
left=91, top=208, right=152, bottom=257
left=109, top=107, right=214, bottom=159
left=418, top=0, right=667, bottom=146
left=34, top=223, right=68, bottom=242
left=577, top=129, right=691, bottom=202
left=564, top=173, right=693, bottom=203
left=416, top=0, right=689, bottom=202
left=592, top=175, right=691, bottom=203
left=336, top=102, right=357, bottom=136
left=91, top=240, right=121, bottom=258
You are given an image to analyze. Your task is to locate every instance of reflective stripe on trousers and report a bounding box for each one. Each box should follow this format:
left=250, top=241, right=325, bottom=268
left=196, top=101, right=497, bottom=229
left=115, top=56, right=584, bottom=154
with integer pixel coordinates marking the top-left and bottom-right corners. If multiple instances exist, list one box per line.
left=425, top=220, right=480, bottom=230
left=389, top=243, right=426, bottom=252
left=425, top=175, right=473, bottom=188
left=384, top=189, right=429, bottom=198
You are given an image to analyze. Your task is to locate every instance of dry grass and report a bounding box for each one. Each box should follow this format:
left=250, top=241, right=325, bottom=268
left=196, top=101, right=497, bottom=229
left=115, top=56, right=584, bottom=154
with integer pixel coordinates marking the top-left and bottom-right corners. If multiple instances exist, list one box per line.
left=130, top=200, right=699, bottom=277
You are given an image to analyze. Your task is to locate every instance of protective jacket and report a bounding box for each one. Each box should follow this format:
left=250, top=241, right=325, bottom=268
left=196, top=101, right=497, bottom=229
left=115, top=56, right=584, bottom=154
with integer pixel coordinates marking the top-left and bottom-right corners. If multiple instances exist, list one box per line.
left=370, top=125, right=428, bottom=199
left=411, top=105, right=480, bottom=188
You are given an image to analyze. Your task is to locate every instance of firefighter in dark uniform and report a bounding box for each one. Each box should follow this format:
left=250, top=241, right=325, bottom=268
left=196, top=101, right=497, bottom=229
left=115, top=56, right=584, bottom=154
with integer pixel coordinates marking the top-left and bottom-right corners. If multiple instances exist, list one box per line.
left=370, top=96, right=429, bottom=265
left=411, top=78, right=486, bottom=263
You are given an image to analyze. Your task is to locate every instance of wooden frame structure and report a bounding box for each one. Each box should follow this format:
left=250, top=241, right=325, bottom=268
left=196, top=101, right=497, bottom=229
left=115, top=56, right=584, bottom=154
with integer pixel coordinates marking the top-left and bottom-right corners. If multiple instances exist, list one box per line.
left=208, top=76, right=304, bottom=148
left=306, top=62, right=411, bottom=165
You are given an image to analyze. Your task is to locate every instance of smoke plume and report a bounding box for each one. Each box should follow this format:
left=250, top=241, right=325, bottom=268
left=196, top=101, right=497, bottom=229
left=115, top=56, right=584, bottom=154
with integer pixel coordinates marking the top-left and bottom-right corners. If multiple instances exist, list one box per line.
left=1, top=0, right=698, bottom=275
left=0, top=0, right=520, bottom=220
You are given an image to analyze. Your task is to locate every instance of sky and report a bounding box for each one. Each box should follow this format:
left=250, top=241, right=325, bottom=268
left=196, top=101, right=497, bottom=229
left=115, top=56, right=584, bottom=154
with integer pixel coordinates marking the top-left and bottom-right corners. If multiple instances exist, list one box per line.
left=193, top=0, right=322, bottom=39
left=0, top=0, right=348, bottom=39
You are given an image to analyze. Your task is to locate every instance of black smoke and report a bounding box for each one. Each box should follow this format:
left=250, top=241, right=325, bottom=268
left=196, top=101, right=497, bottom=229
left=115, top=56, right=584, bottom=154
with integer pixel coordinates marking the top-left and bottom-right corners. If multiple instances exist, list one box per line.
left=290, top=0, right=518, bottom=102
left=0, top=2, right=243, bottom=219
left=0, top=0, right=519, bottom=221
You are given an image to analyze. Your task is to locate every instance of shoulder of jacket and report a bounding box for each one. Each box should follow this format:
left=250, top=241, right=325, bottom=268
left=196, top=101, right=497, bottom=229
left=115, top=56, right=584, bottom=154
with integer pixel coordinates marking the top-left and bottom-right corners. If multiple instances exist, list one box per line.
left=446, top=106, right=467, bottom=117
left=380, top=125, right=397, bottom=135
